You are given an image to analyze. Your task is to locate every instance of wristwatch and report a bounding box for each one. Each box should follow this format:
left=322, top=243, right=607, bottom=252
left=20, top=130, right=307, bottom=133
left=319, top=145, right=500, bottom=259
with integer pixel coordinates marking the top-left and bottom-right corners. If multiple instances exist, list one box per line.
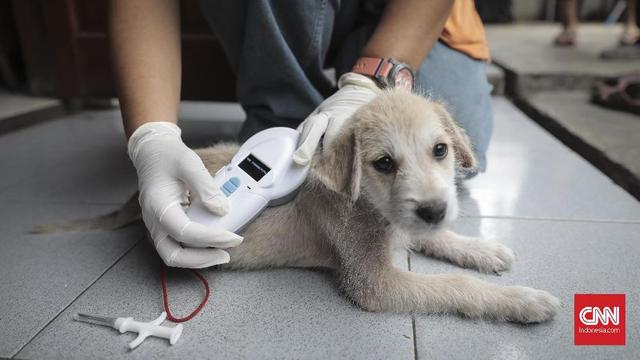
left=352, top=57, right=415, bottom=91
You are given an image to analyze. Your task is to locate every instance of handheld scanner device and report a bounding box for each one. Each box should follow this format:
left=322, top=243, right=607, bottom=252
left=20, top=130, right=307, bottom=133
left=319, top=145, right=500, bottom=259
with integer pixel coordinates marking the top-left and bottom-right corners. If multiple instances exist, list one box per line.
left=186, top=127, right=310, bottom=233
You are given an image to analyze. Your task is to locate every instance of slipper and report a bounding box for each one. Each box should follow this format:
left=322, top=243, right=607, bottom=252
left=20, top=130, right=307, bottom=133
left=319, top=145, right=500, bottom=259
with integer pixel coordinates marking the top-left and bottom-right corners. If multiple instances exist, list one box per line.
left=619, top=30, right=640, bottom=46
left=553, top=29, right=576, bottom=47
left=591, top=74, right=640, bottom=116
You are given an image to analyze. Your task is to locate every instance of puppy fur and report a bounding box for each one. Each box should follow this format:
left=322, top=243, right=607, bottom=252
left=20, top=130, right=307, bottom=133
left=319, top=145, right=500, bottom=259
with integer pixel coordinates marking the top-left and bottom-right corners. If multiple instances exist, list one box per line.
left=194, top=90, right=561, bottom=323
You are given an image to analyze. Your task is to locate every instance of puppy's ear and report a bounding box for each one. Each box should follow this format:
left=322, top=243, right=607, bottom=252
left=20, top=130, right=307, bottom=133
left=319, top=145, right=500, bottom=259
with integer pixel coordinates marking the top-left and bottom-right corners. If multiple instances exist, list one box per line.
left=314, top=126, right=362, bottom=202
left=433, top=104, right=476, bottom=170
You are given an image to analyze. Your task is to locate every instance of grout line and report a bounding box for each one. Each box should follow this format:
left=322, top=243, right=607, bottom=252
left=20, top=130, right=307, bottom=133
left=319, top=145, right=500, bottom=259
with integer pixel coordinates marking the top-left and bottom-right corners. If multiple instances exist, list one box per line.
left=407, top=254, right=419, bottom=360
left=411, top=317, right=418, bottom=360
left=459, top=214, right=640, bottom=225
left=11, top=237, right=144, bottom=358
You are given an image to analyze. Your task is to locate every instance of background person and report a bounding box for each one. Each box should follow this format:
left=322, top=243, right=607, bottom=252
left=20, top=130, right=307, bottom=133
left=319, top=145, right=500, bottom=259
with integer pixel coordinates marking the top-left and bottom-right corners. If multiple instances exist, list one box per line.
left=554, top=0, right=639, bottom=46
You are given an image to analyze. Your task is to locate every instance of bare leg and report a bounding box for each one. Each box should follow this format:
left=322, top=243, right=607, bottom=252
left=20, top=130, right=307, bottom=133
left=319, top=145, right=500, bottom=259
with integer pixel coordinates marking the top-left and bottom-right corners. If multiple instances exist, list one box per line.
left=412, top=230, right=516, bottom=274
left=621, top=0, right=639, bottom=45
left=555, top=0, right=578, bottom=46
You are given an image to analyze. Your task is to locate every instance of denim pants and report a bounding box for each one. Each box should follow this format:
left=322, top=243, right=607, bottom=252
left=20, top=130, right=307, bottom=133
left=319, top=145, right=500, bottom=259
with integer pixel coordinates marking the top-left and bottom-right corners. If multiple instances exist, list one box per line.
left=200, top=0, right=493, bottom=171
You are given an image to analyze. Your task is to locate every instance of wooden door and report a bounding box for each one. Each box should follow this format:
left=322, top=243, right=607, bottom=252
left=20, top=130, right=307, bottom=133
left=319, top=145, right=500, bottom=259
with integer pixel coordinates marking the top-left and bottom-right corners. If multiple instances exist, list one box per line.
left=14, top=0, right=236, bottom=101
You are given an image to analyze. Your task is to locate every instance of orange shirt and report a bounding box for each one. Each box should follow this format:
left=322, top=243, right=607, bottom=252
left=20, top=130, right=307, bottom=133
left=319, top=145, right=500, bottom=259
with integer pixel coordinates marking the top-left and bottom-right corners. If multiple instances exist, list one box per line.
left=440, top=0, right=490, bottom=61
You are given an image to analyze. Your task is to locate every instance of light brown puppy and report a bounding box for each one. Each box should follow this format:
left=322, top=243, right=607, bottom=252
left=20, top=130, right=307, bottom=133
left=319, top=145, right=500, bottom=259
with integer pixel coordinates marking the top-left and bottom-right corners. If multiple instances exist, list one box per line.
left=195, top=90, right=560, bottom=323
left=36, top=90, right=560, bottom=323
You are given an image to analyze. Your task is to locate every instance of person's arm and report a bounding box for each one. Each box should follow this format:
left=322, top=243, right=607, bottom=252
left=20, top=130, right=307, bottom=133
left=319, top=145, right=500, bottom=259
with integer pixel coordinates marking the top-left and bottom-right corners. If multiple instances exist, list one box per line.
left=361, top=0, right=453, bottom=69
left=109, top=0, right=242, bottom=269
left=294, top=0, right=454, bottom=164
left=109, top=0, right=182, bottom=138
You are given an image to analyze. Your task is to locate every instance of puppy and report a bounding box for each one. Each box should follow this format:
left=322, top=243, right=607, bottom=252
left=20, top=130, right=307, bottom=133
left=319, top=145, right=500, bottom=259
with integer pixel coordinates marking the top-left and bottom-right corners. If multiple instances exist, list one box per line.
left=35, top=90, right=560, bottom=323
left=194, top=90, right=560, bottom=323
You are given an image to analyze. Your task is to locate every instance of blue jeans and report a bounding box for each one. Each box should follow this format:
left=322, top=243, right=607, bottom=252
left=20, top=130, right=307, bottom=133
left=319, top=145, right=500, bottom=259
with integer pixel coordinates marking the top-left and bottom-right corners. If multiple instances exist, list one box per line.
left=200, top=0, right=493, bottom=171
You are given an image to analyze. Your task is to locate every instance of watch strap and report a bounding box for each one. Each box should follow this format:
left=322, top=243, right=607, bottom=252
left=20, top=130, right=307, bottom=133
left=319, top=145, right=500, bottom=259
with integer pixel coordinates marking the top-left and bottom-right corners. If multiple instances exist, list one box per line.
left=352, top=57, right=394, bottom=79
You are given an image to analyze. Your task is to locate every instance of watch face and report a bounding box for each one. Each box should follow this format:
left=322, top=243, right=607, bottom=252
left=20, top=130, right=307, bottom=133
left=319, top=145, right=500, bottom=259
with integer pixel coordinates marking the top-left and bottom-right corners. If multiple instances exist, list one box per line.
left=394, top=68, right=414, bottom=91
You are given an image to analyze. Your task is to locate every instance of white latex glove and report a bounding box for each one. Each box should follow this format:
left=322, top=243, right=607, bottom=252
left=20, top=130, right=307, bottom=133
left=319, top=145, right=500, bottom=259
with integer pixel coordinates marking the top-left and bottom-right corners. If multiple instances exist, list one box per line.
left=128, top=122, right=243, bottom=268
left=293, top=72, right=380, bottom=165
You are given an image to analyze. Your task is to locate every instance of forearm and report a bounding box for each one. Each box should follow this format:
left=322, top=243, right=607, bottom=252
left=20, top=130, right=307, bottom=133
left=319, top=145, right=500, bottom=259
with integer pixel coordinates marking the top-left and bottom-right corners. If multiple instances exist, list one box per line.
left=109, top=0, right=182, bottom=138
left=361, top=0, right=453, bottom=70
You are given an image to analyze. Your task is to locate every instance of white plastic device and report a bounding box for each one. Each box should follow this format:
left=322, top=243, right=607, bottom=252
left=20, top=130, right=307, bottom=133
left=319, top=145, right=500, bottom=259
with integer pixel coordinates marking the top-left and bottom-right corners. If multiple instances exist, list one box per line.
left=74, top=312, right=182, bottom=350
left=186, top=127, right=310, bottom=233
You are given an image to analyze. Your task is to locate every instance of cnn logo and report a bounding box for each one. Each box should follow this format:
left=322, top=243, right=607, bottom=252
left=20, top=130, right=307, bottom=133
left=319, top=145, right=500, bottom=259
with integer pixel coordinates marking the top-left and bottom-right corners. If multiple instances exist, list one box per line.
left=578, top=306, right=619, bottom=326
left=574, top=294, right=625, bottom=346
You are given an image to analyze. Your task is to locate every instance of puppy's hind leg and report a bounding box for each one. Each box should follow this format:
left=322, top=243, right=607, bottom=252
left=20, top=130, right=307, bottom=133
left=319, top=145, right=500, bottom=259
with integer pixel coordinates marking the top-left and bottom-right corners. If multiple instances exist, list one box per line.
left=411, top=230, right=516, bottom=274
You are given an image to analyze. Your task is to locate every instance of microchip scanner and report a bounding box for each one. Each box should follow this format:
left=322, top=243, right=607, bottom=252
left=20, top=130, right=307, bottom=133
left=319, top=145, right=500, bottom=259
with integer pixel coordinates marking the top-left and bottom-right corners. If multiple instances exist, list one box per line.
left=187, top=127, right=310, bottom=233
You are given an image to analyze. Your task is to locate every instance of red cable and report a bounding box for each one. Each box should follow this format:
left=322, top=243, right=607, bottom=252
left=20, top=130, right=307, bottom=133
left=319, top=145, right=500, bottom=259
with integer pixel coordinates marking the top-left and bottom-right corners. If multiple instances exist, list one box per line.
left=160, top=263, right=210, bottom=323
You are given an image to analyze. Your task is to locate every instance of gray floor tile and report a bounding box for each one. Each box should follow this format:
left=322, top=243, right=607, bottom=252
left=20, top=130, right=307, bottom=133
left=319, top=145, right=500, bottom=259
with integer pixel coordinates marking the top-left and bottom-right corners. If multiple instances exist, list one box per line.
left=18, top=242, right=414, bottom=360
left=0, top=145, right=137, bottom=205
left=179, top=101, right=245, bottom=123
left=0, top=109, right=126, bottom=190
left=0, top=202, right=144, bottom=358
left=460, top=98, right=640, bottom=222
left=0, top=91, right=61, bottom=120
left=410, top=217, right=640, bottom=360
left=0, top=107, right=242, bottom=204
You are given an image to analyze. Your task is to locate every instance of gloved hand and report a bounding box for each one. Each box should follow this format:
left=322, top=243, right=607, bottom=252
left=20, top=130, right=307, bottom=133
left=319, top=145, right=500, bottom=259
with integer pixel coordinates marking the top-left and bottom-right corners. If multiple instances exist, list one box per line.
left=128, top=122, right=243, bottom=268
left=293, top=72, right=380, bottom=165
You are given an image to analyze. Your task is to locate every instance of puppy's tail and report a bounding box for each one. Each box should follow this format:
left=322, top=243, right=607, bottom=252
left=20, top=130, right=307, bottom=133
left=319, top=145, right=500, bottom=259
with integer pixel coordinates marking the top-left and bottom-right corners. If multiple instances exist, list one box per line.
left=30, top=193, right=142, bottom=234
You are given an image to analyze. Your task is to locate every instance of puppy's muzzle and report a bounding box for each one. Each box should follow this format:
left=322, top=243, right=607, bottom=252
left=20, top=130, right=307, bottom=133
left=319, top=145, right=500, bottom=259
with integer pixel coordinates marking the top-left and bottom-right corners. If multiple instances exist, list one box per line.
left=415, top=201, right=447, bottom=224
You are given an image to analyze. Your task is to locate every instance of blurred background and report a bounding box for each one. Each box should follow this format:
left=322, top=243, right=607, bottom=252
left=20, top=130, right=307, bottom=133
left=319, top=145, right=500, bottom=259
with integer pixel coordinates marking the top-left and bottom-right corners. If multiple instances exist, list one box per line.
left=0, top=0, right=638, bottom=201
left=0, top=0, right=637, bottom=101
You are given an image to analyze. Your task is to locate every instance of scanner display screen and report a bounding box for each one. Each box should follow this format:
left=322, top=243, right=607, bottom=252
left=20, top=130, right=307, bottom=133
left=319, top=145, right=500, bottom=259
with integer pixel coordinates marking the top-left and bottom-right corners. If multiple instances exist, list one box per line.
left=238, top=154, right=271, bottom=181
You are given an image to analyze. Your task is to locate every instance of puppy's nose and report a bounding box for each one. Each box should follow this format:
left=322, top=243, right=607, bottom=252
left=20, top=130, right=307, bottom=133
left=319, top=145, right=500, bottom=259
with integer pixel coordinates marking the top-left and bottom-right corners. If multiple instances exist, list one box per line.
left=415, top=201, right=447, bottom=224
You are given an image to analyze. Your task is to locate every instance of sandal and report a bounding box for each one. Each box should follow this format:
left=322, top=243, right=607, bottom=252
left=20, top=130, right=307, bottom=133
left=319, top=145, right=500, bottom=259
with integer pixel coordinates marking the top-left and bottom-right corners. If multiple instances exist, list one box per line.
left=554, top=29, right=576, bottom=47
left=619, top=29, right=640, bottom=46
left=591, top=74, right=640, bottom=116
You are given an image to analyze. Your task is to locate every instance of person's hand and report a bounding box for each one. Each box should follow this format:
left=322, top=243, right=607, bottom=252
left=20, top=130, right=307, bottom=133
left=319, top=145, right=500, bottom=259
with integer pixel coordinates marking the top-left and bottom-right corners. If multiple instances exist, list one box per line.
left=293, top=72, right=380, bottom=165
left=128, top=122, right=243, bottom=268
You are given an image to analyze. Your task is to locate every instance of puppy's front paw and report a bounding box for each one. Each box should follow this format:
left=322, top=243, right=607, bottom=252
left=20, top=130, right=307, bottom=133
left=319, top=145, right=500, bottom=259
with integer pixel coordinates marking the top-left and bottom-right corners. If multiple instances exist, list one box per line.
left=457, top=240, right=516, bottom=274
left=501, top=286, right=561, bottom=323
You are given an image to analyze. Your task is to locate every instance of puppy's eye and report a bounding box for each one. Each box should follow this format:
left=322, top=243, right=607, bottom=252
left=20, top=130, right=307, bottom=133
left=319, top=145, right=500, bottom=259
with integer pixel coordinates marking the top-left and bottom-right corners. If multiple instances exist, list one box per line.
left=373, top=156, right=395, bottom=173
left=433, top=143, right=448, bottom=159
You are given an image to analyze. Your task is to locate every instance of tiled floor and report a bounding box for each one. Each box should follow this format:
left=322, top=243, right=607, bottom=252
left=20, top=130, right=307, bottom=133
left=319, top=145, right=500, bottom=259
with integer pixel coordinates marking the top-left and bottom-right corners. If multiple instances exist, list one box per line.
left=411, top=218, right=640, bottom=360
left=1, top=98, right=639, bottom=359
left=0, top=91, right=62, bottom=134
left=0, top=92, right=60, bottom=121
left=460, top=99, right=640, bottom=222
left=527, top=91, right=640, bottom=183
left=485, top=23, right=640, bottom=201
